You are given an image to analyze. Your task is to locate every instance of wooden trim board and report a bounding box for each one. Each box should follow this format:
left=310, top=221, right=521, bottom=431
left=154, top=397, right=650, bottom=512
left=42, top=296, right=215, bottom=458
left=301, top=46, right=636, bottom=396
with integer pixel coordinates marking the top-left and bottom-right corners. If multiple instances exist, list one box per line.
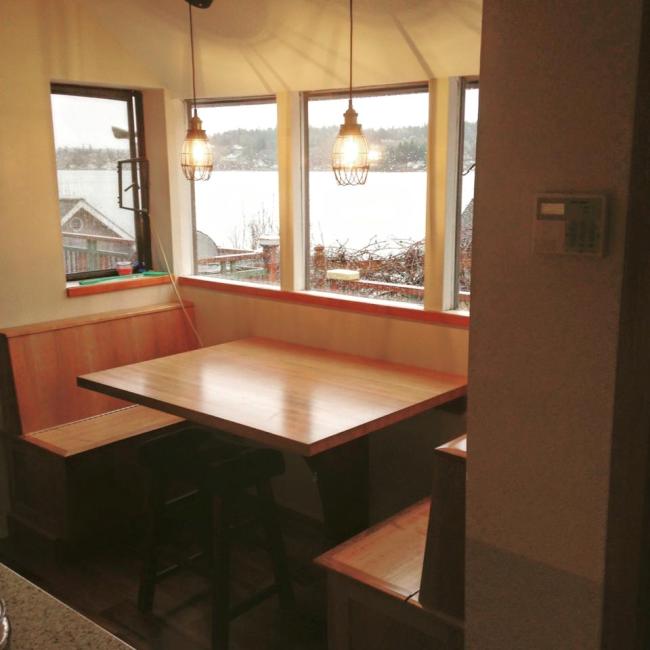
left=179, top=276, right=470, bottom=328
left=0, top=302, right=192, bottom=338
left=66, top=275, right=171, bottom=297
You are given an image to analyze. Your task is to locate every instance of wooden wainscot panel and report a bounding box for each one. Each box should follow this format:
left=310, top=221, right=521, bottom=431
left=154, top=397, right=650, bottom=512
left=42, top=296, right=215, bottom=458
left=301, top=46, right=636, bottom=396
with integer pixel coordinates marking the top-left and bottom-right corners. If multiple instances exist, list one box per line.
left=1, top=302, right=197, bottom=434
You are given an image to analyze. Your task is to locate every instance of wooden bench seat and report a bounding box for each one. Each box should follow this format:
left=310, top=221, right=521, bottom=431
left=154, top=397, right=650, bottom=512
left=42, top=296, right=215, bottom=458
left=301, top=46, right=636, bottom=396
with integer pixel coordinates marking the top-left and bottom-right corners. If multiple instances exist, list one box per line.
left=316, top=498, right=431, bottom=601
left=23, top=406, right=184, bottom=457
left=316, top=434, right=467, bottom=649
left=0, top=302, right=199, bottom=545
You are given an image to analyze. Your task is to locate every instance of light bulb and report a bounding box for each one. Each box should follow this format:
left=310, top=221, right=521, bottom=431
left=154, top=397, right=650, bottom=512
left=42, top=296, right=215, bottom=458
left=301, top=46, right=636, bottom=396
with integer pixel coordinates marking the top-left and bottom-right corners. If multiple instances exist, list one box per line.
left=341, top=136, right=362, bottom=166
left=191, top=138, right=211, bottom=166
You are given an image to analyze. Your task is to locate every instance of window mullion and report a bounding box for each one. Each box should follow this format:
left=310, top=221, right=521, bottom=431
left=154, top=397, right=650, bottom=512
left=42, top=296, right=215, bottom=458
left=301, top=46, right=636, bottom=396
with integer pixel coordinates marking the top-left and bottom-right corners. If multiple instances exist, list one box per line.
left=442, top=77, right=463, bottom=311
left=424, top=78, right=450, bottom=312
left=277, top=91, right=306, bottom=292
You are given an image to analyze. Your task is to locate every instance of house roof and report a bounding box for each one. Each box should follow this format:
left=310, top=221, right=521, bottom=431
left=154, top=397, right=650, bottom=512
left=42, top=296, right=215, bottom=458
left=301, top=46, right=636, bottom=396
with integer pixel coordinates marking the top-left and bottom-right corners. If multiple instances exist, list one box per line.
left=60, top=198, right=134, bottom=241
left=57, top=170, right=136, bottom=238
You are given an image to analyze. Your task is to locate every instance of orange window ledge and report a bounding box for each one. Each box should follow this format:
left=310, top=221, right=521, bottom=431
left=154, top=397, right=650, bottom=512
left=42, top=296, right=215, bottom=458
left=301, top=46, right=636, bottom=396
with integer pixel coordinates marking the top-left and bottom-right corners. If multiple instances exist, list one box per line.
left=178, top=275, right=470, bottom=328
left=66, top=274, right=172, bottom=298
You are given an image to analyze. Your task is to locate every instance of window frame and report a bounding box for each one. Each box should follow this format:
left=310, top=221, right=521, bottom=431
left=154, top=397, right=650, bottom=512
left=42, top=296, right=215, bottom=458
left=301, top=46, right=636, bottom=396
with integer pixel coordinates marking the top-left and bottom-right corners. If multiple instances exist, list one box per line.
left=181, top=79, right=476, bottom=322
left=188, top=95, right=280, bottom=277
left=51, top=83, right=150, bottom=281
left=302, top=82, right=430, bottom=301
left=453, top=76, right=479, bottom=310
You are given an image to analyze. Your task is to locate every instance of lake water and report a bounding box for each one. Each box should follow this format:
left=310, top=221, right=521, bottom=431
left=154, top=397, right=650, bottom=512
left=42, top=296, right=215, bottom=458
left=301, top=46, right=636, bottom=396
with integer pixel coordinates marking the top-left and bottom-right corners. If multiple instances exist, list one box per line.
left=196, top=170, right=432, bottom=252
left=58, top=169, right=474, bottom=253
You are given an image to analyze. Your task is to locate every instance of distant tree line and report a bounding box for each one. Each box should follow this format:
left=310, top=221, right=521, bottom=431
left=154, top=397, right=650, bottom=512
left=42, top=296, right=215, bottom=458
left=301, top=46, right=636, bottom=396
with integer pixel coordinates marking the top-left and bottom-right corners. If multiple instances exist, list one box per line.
left=55, top=121, right=476, bottom=173
left=309, top=125, right=427, bottom=172
left=209, top=129, right=277, bottom=171
left=55, top=147, right=129, bottom=170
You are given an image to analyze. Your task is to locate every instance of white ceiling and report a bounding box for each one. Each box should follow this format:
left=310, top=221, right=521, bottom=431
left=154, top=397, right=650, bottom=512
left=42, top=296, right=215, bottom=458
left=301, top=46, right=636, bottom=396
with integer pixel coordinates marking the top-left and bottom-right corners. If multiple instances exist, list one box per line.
left=84, top=0, right=482, bottom=98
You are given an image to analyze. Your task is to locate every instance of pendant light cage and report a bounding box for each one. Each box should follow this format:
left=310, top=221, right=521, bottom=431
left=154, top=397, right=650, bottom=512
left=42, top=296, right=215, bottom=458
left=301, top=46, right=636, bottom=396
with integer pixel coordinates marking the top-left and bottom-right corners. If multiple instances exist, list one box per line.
left=332, top=106, right=369, bottom=186
left=181, top=114, right=214, bottom=181
left=181, top=1, right=214, bottom=181
left=331, top=0, right=369, bottom=186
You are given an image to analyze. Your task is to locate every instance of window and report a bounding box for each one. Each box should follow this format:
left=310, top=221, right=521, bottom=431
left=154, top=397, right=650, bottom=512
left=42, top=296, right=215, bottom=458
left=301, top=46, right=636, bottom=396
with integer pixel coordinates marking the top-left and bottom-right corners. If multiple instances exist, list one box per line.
left=456, top=79, right=479, bottom=311
left=186, top=82, right=478, bottom=319
left=305, top=86, right=429, bottom=304
left=50, top=84, right=148, bottom=280
left=192, top=98, right=280, bottom=286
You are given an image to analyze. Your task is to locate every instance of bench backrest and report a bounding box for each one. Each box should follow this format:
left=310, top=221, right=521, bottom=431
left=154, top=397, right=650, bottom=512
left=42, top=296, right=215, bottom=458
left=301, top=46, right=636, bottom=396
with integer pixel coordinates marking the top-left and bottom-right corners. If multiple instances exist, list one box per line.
left=0, top=302, right=198, bottom=435
left=418, top=433, right=467, bottom=619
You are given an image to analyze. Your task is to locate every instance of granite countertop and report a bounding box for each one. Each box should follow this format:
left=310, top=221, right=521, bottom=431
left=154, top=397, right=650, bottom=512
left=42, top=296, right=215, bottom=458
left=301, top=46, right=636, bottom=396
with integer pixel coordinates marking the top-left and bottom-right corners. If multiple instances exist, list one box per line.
left=0, top=564, right=134, bottom=649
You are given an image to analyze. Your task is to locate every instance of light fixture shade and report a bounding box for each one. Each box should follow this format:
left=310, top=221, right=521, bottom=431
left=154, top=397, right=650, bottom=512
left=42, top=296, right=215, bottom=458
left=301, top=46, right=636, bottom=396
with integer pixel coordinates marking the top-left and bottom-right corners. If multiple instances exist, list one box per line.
left=332, top=105, right=369, bottom=186
left=181, top=114, right=214, bottom=181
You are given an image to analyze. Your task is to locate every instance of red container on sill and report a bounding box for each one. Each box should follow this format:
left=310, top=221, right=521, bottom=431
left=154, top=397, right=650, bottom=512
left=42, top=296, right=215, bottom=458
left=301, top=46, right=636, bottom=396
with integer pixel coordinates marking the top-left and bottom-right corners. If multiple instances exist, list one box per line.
left=116, top=262, right=133, bottom=276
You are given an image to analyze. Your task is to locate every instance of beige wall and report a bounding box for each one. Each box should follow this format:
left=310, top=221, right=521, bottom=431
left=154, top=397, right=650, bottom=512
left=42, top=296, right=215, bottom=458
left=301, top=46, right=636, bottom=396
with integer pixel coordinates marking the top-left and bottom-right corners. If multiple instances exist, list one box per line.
left=466, top=0, right=643, bottom=647
left=0, top=0, right=177, bottom=329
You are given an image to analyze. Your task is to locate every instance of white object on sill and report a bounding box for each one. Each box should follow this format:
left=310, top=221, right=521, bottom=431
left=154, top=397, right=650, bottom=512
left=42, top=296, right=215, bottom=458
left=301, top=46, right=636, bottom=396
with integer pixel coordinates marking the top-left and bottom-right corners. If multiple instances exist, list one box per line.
left=326, top=269, right=360, bottom=282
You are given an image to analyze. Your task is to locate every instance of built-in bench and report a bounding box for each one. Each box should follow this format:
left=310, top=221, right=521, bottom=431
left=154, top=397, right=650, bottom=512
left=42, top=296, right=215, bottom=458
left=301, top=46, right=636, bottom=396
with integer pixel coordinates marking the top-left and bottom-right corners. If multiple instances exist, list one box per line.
left=316, top=434, right=467, bottom=650
left=0, top=302, right=199, bottom=545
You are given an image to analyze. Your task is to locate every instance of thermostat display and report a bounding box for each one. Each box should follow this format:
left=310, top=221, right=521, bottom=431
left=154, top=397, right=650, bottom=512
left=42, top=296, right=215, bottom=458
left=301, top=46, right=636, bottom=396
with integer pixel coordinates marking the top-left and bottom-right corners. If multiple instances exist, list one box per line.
left=534, top=194, right=607, bottom=256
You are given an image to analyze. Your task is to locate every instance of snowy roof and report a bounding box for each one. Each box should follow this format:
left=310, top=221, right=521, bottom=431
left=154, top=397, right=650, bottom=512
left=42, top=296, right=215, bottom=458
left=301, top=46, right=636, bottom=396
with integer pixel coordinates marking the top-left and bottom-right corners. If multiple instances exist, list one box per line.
left=60, top=198, right=134, bottom=241
left=57, top=169, right=136, bottom=238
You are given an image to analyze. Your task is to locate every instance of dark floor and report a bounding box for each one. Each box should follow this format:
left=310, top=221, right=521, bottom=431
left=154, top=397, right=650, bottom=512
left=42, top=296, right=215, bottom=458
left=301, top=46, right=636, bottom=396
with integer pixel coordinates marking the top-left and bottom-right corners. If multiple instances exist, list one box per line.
left=0, top=512, right=329, bottom=650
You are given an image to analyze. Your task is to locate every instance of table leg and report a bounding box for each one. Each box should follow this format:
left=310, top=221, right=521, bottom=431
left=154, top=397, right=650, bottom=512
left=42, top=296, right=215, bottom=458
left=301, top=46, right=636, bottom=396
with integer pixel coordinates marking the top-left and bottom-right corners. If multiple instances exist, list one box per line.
left=305, top=436, right=369, bottom=544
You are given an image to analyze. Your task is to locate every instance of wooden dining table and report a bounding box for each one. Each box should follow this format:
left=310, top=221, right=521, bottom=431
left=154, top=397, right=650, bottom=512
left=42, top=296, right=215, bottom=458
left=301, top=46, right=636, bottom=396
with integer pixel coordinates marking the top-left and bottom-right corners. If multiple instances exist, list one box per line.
left=78, top=337, right=467, bottom=541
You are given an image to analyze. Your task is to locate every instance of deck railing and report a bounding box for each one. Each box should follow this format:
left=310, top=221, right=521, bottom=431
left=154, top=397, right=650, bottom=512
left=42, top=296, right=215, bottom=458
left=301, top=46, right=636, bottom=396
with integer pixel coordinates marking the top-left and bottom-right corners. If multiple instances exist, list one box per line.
left=197, top=243, right=471, bottom=307
left=63, top=245, right=131, bottom=274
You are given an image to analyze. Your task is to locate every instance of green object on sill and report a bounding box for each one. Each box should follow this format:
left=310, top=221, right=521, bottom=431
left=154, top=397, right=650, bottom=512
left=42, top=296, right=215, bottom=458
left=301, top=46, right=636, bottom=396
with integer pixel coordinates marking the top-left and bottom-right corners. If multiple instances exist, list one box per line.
left=78, top=271, right=169, bottom=286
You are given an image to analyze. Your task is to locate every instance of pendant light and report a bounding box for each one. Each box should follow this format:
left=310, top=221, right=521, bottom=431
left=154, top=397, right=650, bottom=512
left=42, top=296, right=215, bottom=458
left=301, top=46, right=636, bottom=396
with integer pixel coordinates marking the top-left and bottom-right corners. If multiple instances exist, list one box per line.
left=181, top=0, right=213, bottom=181
left=332, top=0, right=369, bottom=186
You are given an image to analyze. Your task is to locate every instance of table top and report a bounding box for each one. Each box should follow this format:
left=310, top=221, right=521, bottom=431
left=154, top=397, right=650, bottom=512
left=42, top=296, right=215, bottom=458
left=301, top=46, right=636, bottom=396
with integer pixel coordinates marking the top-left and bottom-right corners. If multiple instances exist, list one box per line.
left=78, top=337, right=467, bottom=457
left=0, top=563, right=133, bottom=649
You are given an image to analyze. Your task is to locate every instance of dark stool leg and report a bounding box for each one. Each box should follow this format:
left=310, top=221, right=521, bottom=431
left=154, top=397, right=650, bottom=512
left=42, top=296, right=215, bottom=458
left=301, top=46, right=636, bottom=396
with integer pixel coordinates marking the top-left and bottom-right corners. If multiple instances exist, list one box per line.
left=256, top=479, right=295, bottom=611
left=138, top=473, right=166, bottom=613
left=209, top=495, right=232, bottom=650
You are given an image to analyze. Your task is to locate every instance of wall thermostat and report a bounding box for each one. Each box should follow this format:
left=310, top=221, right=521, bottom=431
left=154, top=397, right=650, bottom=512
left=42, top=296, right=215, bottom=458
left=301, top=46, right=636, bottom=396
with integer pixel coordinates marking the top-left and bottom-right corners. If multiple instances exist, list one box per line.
left=534, top=194, right=607, bottom=256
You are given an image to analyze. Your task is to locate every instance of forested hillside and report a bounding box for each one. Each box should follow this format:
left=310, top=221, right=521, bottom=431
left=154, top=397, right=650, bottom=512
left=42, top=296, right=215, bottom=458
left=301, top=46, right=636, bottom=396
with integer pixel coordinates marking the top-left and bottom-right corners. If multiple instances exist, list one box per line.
left=54, top=121, right=476, bottom=172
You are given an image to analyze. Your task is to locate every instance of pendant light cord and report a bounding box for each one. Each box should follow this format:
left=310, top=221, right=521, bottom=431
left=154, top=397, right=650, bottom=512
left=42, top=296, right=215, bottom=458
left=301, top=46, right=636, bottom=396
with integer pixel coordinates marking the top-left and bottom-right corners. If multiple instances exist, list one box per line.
left=348, top=0, right=353, bottom=108
left=189, top=2, right=198, bottom=117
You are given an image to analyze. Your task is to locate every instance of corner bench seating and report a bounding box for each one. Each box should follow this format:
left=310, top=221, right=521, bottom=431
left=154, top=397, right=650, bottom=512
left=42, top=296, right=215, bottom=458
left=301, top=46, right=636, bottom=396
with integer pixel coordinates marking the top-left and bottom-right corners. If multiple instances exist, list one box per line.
left=316, top=434, right=467, bottom=650
left=0, top=302, right=198, bottom=545
left=23, top=406, right=183, bottom=457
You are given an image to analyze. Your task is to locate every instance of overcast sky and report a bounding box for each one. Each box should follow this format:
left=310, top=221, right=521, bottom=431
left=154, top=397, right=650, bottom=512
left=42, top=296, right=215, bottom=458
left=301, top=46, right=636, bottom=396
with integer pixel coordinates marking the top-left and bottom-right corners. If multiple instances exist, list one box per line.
left=51, top=88, right=479, bottom=146
left=199, top=89, right=478, bottom=133
left=51, top=94, right=130, bottom=148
